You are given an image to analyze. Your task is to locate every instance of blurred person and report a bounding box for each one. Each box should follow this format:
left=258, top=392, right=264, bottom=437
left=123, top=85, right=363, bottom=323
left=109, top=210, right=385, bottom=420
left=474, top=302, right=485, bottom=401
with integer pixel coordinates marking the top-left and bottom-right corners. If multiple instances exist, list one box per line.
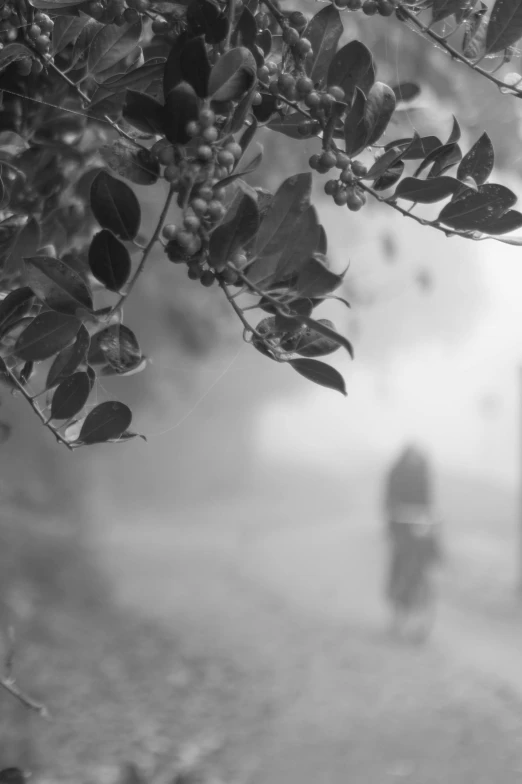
left=383, top=444, right=442, bottom=640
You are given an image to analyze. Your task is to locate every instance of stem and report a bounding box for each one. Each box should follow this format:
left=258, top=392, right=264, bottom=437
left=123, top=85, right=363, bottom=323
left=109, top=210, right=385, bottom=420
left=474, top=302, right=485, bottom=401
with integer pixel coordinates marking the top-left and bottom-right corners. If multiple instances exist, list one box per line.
left=5, top=366, right=74, bottom=450
left=218, top=278, right=264, bottom=339
left=111, top=185, right=177, bottom=315
left=0, top=677, right=49, bottom=717
left=261, top=0, right=286, bottom=24
left=399, top=6, right=522, bottom=99
left=224, top=0, right=237, bottom=50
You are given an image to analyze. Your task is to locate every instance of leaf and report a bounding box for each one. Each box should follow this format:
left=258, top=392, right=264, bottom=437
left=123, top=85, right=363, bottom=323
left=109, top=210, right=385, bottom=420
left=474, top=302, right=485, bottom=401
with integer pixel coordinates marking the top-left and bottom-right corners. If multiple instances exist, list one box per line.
left=304, top=6, right=343, bottom=86
left=164, top=81, right=200, bottom=145
left=253, top=92, right=278, bottom=123
left=479, top=208, right=522, bottom=234
left=46, top=325, right=90, bottom=389
left=344, top=88, right=367, bottom=157
left=180, top=36, right=211, bottom=97
left=0, top=288, right=34, bottom=338
left=302, top=316, right=354, bottom=358
left=94, top=324, right=142, bottom=373
left=463, top=4, right=488, bottom=58
left=253, top=173, right=312, bottom=259
left=101, top=60, right=165, bottom=92
left=457, top=132, right=494, bottom=185
left=88, top=18, right=142, bottom=75
left=234, top=7, right=257, bottom=48
left=209, top=191, right=259, bottom=270
left=362, top=82, right=396, bottom=147
left=208, top=47, right=257, bottom=101
left=30, top=0, right=86, bottom=5
left=14, top=312, right=80, bottom=362
left=0, top=421, right=11, bottom=445
left=90, top=170, right=141, bottom=240
left=94, top=44, right=143, bottom=84
left=391, top=82, right=421, bottom=102
left=365, top=136, right=418, bottom=180
left=290, top=358, right=347, bottom=395
left=295, top=254, right=344, bottom=298
left=267, top=112, right=319, bottom=139
left=293, top=319, right=342, bottom=357
left=394, top=176, right=461, bottom=203
left=52, top=15, right=90, bottom=55
left=122, top=90, right=165, bottom=136
left=438, top=184, right=517, bottom=231
left=414, top=142, right=460, bottom=178
left=100, top=356, right=147, bottom=377
left=186, top=0, right=229, bottom=44
left=327, top=41, right=375, bottom=104
left=162, top=31, right=188, bottom=98
left=69, top=19, right=104, bottom=72
left=100, top=138, right=160, bottom=186
left=432, top=0, right=465, bottom=22
left=0, top=44, right=35, bottom=74
left=50, top=372, right=91, bottom=421
left=486, top=0, right=522, bottom=52
left=89, top=230, right=131, bottom=292
left=0, top=131, right=29, bottom=157
left=77, top=401, right=132, bottom=444
left=385, top=135, right=442, bottom=160
left=24, top=256, right=93, bottom=315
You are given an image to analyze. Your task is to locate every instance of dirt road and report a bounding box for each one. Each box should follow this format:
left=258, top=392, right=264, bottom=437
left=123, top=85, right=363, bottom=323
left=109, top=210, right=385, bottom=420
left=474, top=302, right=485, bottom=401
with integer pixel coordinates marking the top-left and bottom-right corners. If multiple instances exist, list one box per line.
left=95, top=514, right=522, bottom=784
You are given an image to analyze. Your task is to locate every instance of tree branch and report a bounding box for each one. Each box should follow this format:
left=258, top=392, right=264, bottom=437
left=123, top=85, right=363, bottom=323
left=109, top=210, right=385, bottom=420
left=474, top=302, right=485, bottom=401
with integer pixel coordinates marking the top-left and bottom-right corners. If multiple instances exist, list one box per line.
left=1, top=628, right=49, bottom=718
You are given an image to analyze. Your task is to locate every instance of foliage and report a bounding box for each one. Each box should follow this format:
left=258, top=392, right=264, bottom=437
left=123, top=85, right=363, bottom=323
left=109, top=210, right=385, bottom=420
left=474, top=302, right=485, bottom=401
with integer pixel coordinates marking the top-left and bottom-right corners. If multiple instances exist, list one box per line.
left=0, top=0, right=520, bottom=446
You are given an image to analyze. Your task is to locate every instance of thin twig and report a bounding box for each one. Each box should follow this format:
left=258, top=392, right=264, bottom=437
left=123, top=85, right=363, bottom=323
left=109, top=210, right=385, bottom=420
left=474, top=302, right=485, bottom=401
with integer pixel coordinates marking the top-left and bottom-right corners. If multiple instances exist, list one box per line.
left=111, top=185, right=177, bottom=314
left=399, top=6, right=522, bottom=99
left=261, top=0, right=286, bottom=25
left=218, top=278, right=264, bottom=339
left=224, top=0, right=237, bottom=50
left=1, top=628, right=49, bottom=717
left=5, top=366, right=74, bottom=450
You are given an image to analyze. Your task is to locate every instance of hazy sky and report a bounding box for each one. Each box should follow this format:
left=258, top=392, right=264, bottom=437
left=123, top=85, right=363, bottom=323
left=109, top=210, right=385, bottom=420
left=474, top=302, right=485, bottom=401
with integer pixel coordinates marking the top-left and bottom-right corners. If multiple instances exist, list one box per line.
left=255, top=197, right=522, bottom=489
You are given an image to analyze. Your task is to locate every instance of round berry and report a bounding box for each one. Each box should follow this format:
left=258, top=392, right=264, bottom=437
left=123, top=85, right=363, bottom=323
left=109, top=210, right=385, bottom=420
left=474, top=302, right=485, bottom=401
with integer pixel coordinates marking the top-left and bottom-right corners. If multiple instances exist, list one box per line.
left=152, top=17, right=170, bottom=34
left=298, top=121, right=313, bottom=137
left=221, top=268, right=239, bottom=285
left=304, top=91, right=321, bottom=109
left=197, top=145, right=214, bottom=161
left=328, top=85, right=345, bottom=102
left=87, top=1, right=104, bottom=18
left=159, top=146, right=176, bottom=166
left=340, top=167, right=356, bottom=184
left=207, top=200, right=226, bottom=221
left=197, top=185, right=214, bottom=202
left=200, top=269, right=215, bottom=287
left=252, top=92, right=263, bottom=106
left=199, top=108, right=215, bottom=128
left=39, top=13, right=53, bottom=32
left=278, top=72, right=296, bottom=95
left=256, top=12, right=270, bottom=28
left=308, top=153, right=320, bottom=170
left=186, top=120, right=201, bottom=138
left=324, top=179, right=338, bottom=196
left=191, top=197, right=209, bottom=216
left=31, top=59, right=43, bottom=74
left=296, top=76, right=313, bottom=96
left=347, top=191, right=364, bottom=210
left=188, top=264, right=203, bottom=280
left=213, top=187, right=226, bottom=202
left=257, top=65, right=270, bottom=83
left=127, top=0, right=149, bottom=9
left=288, top=10, right=307, bottom=31
left=16, top=57, right=32, bottom=76
left=378, top=0, right=395, bottom=13
left=163, top=224, right=178, bottom=241
left=319, top=150, right=337, bottom=169
left=183, top=215, right=201, bottom=232
left=268, top=79, right=279, bottom=96
left=352, top=160, right=368, bottom=177
left=202, top=126, right=218, bottom=143
left=217, top=149, right=235, bottom=168
left=164, top=164, right=180, bottom=184
left=348, top=0, right=363, bottom=7
left=295, top=37, right=312, bottom=56
left=125, top=7, right=140, bottom=22
left=226, top=142, right=243, bottom=160
left=363, top=0, right=378, bottom=13
left=231, top=251, right=247, bottom=267
left=334, top=189, right=349, bottom=206
left=320, top=93, right=334, bottom=111
left=35, top=35, right=51, bottom=53
left=336, top=152, right=351, bottom=169
left=266, top=60, right=278, bottom=74
left=282, top=26, right=300, bottom=45
left=28, top=24, right=41, bottom=39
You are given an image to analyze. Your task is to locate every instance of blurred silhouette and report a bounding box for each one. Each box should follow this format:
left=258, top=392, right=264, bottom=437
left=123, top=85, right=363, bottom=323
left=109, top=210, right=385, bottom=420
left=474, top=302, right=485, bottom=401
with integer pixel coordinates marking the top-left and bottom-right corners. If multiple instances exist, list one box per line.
left=383, top=444, right=442, bottom=641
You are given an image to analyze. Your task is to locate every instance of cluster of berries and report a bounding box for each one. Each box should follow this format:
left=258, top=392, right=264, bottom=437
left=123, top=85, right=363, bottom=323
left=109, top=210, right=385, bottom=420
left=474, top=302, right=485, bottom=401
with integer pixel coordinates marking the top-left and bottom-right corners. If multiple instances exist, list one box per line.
left=84, top=0, right=149, bottom=24
left=333, top=0, right=395, bottom=14
left=0, top=6, right=52, bottom=73
left=310, top=152, right=369, bottom=211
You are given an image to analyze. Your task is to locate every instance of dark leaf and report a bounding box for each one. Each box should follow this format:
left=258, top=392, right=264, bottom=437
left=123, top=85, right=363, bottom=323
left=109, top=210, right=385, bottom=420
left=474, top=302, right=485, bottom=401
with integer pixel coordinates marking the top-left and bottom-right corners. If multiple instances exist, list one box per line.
left=253, top=172, right=312, bottom=259
left=29, top=0, right=86, bottom=5
left=14, top=312, right=80, bottom=362
left=318, top=225, right=328, bottom=255
left=234, top=7, right=258, bottom=48
left=0, top=770, right=25, bottom=784
left=362, top=82, right=396, bottom=147
left=304, top=5, right=344, bottom=86
left=414, top=142, right=461, bottom=178
left=186, top=0, right=229, bottom=43
left=180, top=36, right=211, bottom=97
left=385, top=135, right=442, bottom=160
left=0, top=288, right=34, bottom=338
left=90, top=170, right=141, bottom=241
left=293, top=319, right=342, bottom=357
left=88, top=87, right=126, bottom=120
left=94, top=324, right=142, bottom=373
left=50, top=372, right=91, bottom=420
left=438, top=183, right=517, bottom=231
left=294, top=254, right=344, bottom=298
left=123, top=90, right=165, bottom=135
left=365, top=136, right=418, bottom=180
left=463, top=4, right=488, bottom=58
left=46, top=324, right=90, bottom=389
left=432, top=0, right=465, bottom=22
left=486, top=0, right=522, bottom=53
left=89, top=230, right=131, bottom=292
left=268, top=112, right=320, bottom=139
left=94, top=44, right=144, bottom=84
left=100, top=356, right=147, bottom=377
left=101, top=60, right=165, bottom=92
left=344, top=87, right=367, bottom=157
left=391, top=82, right=421, bottom=102
left=69, top=19, right=103, bottom=71
left=257, top=29, right=272, bottom=56
left=239, top=116, right=258, bottom=153
left=24, top=256, right=93, bottom=315
left=302, top=316, right=354, bottom=358
left=253, top=91, right=278, bottom=123
left=19, top=361, right=35, bottom=386
left=446, top=116, right=461, bottom=144
left=327, top=41, right=375, bottom=104
left=52, top=15, right=90, bottom=54
left=77, top=401, right=132, bottom=444
left=88, top=18, right=142, bottom=75
left=290, top=357, right=347, bottom=395
left=208, top=47, right=257, bottom=101
left=4, top=217, right=41, bottom=276
left=479, top=208, right=522, bottom=234
left=0, top=44, right=34, bottom=74
left=394, top=176, right=461, bottom=203
left=164, top=81, right=200, bottom=144
left=162, top=31, right=189, bottom=97
left=209, top=191, right=259, bottom=270
left=101, top=138, right=161, bottom=186
left=457, top=132, right=494, bottom=185
left=230, top=82, right=258, bottom=132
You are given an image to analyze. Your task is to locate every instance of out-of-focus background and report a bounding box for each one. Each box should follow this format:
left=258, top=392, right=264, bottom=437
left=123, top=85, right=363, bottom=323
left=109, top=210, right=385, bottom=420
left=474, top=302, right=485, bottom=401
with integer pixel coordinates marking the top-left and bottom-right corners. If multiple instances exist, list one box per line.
left=3, top=7, right=522, bottom=784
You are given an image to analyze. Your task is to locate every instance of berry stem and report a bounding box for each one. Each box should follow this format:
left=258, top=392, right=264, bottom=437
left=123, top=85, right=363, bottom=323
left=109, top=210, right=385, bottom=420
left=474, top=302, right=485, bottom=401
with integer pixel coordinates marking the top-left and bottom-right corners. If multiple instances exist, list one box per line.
left=218, top=278, right=265, bottom=340
left=110, top=184, right=177, bottom=316
left=261, top=0, right=286, bottom=25
left=224, top=0, right=237, bottom=50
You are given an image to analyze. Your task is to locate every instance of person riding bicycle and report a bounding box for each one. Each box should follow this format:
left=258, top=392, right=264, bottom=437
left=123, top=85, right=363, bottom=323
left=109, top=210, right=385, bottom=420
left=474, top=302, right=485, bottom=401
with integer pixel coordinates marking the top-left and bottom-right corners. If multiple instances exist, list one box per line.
left=383, top=444, right=441, bottom=608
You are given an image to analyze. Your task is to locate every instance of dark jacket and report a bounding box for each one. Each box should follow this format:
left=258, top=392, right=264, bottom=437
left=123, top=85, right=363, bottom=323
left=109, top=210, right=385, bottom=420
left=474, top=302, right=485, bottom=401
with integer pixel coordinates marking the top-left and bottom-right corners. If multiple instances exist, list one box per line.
left=385, top=449, right=432, bottom=517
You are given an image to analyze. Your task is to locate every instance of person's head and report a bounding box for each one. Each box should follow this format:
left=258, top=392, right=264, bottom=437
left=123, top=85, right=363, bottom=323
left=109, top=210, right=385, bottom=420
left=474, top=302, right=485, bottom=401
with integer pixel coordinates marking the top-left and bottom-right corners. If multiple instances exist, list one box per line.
left=400, top=442, right=427, bottom=467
